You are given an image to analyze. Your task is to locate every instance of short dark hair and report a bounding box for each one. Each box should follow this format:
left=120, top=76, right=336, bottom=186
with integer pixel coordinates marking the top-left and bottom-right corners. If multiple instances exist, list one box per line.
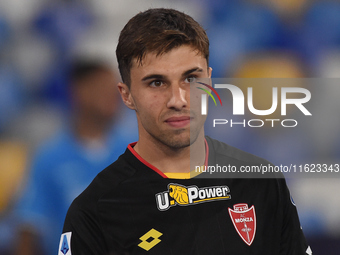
left=116, top=8, right=209, bottom=86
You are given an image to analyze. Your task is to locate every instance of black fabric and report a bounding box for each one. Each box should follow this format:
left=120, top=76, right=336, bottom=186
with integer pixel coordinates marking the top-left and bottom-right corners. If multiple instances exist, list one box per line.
left=62, top=136, right=310, bottom=255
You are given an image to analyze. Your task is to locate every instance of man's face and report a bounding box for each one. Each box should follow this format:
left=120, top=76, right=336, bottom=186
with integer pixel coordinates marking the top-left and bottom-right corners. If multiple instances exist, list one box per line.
left=119, top=45, right=211, bottom=150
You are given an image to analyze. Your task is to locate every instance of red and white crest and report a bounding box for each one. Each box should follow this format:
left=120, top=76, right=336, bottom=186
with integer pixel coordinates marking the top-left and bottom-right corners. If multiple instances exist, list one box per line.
left=228, top=203, right=256, bottom=246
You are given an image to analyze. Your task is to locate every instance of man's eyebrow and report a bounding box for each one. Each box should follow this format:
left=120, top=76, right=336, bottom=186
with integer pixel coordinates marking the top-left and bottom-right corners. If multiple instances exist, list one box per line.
left=141, top=74, right=165, bottom=82
left=182, top=67, right=203, bottom=77
left=141, top=67, right=203, bottom=82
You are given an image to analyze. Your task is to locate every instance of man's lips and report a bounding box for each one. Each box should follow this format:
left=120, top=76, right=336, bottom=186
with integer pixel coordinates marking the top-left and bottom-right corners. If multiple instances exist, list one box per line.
left=165, top=116, right=192, bottom=128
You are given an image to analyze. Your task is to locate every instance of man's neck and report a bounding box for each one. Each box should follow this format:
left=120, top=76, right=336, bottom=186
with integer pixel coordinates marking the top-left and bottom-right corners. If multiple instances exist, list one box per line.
left=133, top=132, right=206, bottom=173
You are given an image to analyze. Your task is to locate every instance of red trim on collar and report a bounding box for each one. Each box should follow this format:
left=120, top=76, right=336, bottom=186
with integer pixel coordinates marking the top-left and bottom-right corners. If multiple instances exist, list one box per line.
left=127, top=143, right=168, bottom=178
left=127, top=139, right=209, bottom=178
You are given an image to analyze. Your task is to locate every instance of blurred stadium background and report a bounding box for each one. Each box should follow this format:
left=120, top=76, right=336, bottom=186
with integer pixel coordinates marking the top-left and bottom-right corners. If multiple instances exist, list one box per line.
left=0, top=0, right=339, bottom=254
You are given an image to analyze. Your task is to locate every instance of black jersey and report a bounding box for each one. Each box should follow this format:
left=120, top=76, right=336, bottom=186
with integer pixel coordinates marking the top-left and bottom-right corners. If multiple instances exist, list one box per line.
left=59, top=137, right=311, bottom=255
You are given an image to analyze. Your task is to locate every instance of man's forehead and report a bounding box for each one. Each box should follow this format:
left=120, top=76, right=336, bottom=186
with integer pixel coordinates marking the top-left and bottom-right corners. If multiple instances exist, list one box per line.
left=131, top=46, right=204, bottom=68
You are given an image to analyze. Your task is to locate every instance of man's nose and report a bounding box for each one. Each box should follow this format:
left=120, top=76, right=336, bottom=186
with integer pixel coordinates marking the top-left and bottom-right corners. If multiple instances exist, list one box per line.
left=167, top=83, right=188, bottom=110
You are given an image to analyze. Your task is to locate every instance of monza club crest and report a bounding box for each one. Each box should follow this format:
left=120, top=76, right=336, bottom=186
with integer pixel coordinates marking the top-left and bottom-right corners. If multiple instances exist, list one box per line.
left=228, top=203, right=256, bottom=246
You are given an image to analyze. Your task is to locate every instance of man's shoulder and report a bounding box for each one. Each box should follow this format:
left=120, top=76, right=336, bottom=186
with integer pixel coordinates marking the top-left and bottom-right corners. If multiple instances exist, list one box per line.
left=204, top=136, right=283, bottom=181
left=206, top=136, right=272, bottom=165
left=69, top=150, right=136, bottom=211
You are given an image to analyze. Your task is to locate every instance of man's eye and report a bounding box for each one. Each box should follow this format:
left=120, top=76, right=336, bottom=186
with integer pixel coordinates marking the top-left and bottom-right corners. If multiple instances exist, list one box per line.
left=185, top=76, right=197, bottom=83
left=150, top=80, right=164, bottom=87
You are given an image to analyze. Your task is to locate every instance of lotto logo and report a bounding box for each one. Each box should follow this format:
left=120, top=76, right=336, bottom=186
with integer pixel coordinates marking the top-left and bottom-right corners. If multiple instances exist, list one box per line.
left=138, top=229, right=163, bottom=251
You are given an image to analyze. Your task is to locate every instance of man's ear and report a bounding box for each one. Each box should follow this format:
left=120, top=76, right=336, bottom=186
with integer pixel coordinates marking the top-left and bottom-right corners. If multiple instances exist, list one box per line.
left=208, top=67, right=213, bottom=78
left=117, top=82, right=136, bottom=110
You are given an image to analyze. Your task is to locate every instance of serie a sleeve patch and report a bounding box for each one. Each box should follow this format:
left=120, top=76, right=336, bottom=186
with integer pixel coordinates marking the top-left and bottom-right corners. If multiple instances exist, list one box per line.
left=58, top=232, right=72, bottom=255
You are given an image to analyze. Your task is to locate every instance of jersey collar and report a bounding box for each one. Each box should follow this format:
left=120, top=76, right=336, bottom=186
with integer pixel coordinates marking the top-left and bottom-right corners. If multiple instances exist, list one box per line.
left=127, top=139, right=209, bottom=179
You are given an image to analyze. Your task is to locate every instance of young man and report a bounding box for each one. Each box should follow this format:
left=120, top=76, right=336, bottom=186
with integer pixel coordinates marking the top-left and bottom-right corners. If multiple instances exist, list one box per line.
left=59, top=8, right=312, bottom=255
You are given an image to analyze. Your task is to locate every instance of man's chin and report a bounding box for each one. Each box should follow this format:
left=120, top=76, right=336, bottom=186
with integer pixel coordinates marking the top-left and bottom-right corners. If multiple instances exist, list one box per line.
left=172, top=128, right=202, bottom=148
left=166, top=137, right=191, bottom=150
left=153, top=125, right=202, bottom=150
left=164, top=134, right=200, bottom=150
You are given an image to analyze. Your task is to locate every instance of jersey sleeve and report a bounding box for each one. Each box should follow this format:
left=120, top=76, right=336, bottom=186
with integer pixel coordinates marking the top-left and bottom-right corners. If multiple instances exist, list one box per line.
left=59, top=200, right=108, bottom=255
left=279, top=178, right=312, bottom=255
